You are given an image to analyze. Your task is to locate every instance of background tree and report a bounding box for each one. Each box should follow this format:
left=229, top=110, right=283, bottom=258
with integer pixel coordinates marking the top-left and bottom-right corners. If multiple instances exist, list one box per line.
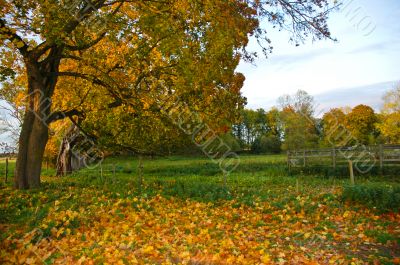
left=251, top=135, right=281, bottom=154
left=376, top=85, right=400, bottom=143
left=242, top=109, right=258, bottom=147
left=266, top=107, right=283, bottom=138
left=278, top=90, right=315, bottom=117
left=280, top=107, right=319, bottom=150
left=344, top=104, right=378, bottom=145
left=250, top=108, right=282, bottom=154
left=278, top=90, right=319, bottom=150
left=233, top=108, right=282, bottom=152
left=321, top=108, right=347, bottom=147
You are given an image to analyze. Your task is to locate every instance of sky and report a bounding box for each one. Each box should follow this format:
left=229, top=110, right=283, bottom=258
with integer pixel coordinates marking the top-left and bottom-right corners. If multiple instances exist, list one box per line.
left=237, top=0, right=400, bottom=114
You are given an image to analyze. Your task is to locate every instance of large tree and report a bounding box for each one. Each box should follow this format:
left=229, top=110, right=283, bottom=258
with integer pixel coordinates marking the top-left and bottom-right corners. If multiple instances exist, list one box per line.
left=1, top=0, right=337, bottom=189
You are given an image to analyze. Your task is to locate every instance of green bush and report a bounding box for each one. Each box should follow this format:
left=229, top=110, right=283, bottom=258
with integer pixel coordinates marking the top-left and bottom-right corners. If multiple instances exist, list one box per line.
left=251, top=135, right=281, bottom=154
left=342, top=183, right=400, bottom=212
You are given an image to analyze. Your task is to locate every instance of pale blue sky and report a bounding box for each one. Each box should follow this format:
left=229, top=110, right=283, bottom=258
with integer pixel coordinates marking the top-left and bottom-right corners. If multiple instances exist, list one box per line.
left=237, top=0, right=400, bottom=113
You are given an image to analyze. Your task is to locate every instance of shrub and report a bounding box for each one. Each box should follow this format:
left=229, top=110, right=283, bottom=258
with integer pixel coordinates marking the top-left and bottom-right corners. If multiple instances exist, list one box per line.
left=342, top=183, right=400, bottom=212
left=251, top=135, right=281, bottom=154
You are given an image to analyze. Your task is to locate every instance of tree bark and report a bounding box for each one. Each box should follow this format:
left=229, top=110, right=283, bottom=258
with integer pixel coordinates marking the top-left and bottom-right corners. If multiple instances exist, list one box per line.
left=14, top=93, right=50, bottom=189
left=56, top=134, right=73, bottom=177
left=14, top=49, right=62, bottom=189
left=56, top=125, right=86, bottom=176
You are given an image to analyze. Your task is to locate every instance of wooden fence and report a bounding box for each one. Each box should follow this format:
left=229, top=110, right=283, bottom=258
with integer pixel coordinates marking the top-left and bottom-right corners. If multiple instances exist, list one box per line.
left=0, top=157, right=14, bottom=183
left=287, top=144, right=400, bottom=171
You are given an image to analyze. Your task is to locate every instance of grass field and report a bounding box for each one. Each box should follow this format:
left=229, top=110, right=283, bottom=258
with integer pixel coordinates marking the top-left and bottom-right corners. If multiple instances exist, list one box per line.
left=0, top=155, right=399, bottom=264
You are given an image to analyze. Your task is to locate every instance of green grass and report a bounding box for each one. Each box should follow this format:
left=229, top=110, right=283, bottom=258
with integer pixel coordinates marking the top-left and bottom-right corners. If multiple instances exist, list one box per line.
left=0, top=158, right=16, bottom=181
left=1, top=154, right=398, bottom=220
left=2, top=154, right=399, bottom=206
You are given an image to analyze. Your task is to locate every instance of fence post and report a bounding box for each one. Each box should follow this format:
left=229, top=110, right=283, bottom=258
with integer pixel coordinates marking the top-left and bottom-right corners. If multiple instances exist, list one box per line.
left=113, top=163, right=116, bottom=183
left=349, top=160, right=355, bottom=185
left=303, top=150, right=306, bottom=167
left=137, top=156, right=143, bottom=194
left=5, top=158, right=8, bottom=183
left=332, top=148, right=336, bottom=169
left=223, top=172, right=227, bottom=188
left=287, top=151, right=291, bottom=171
left=379, top=144, right=384, bottom=170
left=100, top=162, right=103, bottom=182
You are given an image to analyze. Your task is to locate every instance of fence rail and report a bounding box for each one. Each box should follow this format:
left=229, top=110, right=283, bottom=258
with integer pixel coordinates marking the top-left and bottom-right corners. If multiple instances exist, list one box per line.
left=287, top=144, right=400, bottom=171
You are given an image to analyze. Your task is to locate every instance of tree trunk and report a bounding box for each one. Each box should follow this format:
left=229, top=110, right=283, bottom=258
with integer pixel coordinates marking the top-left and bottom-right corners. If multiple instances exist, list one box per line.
left=14, top=95, right=49, bottom=189
left=14, top=49, right=62, bottom=189
left=56, top=125, right=86, bottom=176
left=56, top=135, right=73, bottom=177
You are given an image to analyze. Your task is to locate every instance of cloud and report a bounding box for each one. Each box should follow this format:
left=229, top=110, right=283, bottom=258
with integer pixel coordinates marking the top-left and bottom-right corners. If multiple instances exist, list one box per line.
left=313, top=80, right=399, bottom=115
left=346, top=39, right=400, bottom=55
left=244, top=80, right=399, bottom=115
left=266, top=48, right=332, bottom=71
left=346, top=42, right=388, bottom=54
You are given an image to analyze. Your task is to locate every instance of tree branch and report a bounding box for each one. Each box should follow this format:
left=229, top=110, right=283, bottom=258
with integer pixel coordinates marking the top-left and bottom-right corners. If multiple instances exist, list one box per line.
left=31, top=41, right=53, bottom=60
left=52, top=71, right=123, bottom=102
left=47, top=109, right=83, bottom=124
left=0, top=19, right=29, bottom=57
left=65, top=32, right=107, bottom=51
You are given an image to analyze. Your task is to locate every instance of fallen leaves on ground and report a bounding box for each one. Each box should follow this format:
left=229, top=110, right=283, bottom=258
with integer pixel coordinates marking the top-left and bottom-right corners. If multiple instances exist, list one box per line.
left=1, top=184, right=399, bottom=265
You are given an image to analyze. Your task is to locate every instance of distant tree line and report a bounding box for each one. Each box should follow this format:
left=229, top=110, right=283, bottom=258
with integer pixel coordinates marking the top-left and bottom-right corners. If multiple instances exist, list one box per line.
left=229, top=86, right=400, bottom=154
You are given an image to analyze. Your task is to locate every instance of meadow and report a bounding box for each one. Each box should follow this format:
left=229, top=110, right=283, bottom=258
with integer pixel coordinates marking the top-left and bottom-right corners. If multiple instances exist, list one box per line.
left=0, top=155, right=399, bottom=264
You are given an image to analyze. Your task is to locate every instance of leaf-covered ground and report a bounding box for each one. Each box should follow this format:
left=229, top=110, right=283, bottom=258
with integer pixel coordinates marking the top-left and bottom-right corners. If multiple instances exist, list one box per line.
left=1, top=156, right=399, bottom=264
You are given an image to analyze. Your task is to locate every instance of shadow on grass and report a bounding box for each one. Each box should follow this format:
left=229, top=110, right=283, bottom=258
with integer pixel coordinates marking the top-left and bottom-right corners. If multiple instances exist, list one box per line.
left=144, top=161, right=288, bottom=177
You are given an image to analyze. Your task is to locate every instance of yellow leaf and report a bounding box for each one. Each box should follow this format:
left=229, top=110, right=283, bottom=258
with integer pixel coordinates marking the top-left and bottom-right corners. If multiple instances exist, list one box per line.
left=57, top=227, right=64, bottom=237
left=142, top=245, right=154, bottom=254
left=122, top=224, right=130, bottom=231
left=261, top=254, right=271, bottom=263
left=77, top=256, right=86, bottom=264
left=15, top=41, right=25, bottom=48
left=343, top=211, right=351, bottom=218
left=25, top=257, right=36, bottom=264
